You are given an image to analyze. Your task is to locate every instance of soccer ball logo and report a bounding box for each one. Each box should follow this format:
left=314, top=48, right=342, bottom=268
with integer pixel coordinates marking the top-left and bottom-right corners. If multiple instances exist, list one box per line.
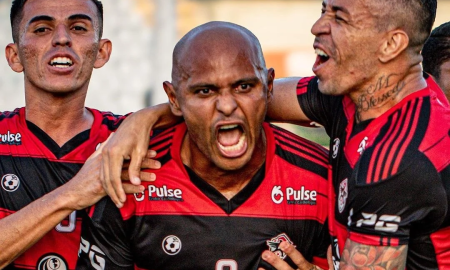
left=162, top=235, right=182, bottom=255
left=1, top=174, right=20, bottom=192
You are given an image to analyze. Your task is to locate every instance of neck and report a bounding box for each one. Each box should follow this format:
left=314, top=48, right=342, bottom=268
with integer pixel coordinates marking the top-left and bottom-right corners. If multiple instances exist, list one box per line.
left=181, top=130, right=267, bottom=200
left=350, top=64, right=426, bottom=122
left=25, top=89, right=93, bottom=147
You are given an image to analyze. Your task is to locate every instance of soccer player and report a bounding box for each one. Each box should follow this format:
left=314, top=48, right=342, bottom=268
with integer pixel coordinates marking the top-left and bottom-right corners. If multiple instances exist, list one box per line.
left=0, top=0, right=161, bottom=269
left=76, top=21, right=330, bottom=270
left=422, top=21, right=450, bottom=100
left=100, top=0, right=450, bottom=269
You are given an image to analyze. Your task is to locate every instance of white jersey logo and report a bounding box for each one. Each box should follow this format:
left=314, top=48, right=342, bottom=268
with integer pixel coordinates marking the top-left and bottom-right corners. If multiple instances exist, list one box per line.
left=1, top=174, right=20, bottom=192
left=37, top=254, right=68, bottom=270
left=162, top=235, right=182, bottom=255
left=357, top=137, right=369, bottom=155
left=332, top=138, right=340, bottom=159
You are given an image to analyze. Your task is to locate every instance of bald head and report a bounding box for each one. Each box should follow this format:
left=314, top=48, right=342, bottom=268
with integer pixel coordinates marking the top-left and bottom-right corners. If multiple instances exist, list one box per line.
left=171, top=21, right=266, bottom=88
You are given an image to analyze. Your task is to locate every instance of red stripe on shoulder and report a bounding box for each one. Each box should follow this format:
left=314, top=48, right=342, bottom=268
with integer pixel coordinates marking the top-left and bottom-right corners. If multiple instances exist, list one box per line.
left=367, top=98, right=422, bottom=183
left=271, top=125, right=328, bottom=166
left=296, top=77, right=315, bottom=96
left=150, top=127, right=176, bottom=159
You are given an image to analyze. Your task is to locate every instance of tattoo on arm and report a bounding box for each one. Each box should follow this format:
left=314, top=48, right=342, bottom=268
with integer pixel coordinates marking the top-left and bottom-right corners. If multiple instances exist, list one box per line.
left=340, top=239, right=407, bottom=270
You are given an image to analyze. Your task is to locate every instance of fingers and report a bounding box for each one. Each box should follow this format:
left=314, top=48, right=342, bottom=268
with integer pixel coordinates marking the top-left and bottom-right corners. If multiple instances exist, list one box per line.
left=122, top=183, right=145, bottom=194
left=327, top=245, right=334, bottom=270
left=278, top=242, right=311, bottom=270
left=261, top=250, right=293, bottom=270
left=261, top=241, right=317, bottom=270
left=121, top=170, right=156, bottom=182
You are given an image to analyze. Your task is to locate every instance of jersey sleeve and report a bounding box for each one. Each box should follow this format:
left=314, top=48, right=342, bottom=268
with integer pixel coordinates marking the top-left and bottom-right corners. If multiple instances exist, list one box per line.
left=347, top=152, right=447, bottom=246
left=76, top=197, right=134, bottom=270
left=296, top=76, right=343, bottom=133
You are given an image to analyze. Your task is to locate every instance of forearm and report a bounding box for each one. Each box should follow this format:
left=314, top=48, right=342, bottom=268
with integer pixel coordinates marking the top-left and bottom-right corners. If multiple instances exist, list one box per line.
left=340, top=239, right=407, bottom=270
left=0, top=185, right=76, bottom=267
left=267, top=77, right=312, bottom=124
left=136, top=103, right=182, bottom=130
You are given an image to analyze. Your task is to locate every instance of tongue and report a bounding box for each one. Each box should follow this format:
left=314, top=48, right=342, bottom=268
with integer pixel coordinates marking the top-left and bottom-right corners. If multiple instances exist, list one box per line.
left=218, top=128, right=242, bottom=146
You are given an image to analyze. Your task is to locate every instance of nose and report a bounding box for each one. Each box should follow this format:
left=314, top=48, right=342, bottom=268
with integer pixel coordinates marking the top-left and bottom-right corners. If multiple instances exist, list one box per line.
left=311, top=13, right=330, bottom=37
left=52, top=24, right=72, bottom=47
left=216, top=91, right=238, bottom=116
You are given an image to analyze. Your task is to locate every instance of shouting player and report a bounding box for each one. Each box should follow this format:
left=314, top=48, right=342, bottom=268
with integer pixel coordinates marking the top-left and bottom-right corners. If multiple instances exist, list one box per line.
left=76, top=21, right=330, bottom=270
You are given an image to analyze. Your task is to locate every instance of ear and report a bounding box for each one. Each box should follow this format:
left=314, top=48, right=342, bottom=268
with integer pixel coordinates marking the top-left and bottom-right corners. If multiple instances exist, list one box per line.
left=94, top=38, right=112, bottom=69
left=5, top=43, right=24, bottom=73
left=379, top=29, right=409, bottom=63
left=266, top=68, right=275, bottom=103
left=163, top=81, right=183, bottom=116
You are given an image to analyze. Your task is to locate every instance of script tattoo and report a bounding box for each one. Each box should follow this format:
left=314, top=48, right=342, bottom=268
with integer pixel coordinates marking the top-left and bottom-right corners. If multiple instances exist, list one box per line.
left=340, top=240, right=407, bottom=270
left=356, top=74, right=406, bottom=121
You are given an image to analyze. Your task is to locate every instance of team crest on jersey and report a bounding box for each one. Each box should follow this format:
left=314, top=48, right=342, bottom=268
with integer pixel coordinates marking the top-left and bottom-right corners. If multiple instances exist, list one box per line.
left=338, top=178, right=348, bottom=213
left=162, top=235, right=182, bottom=255
left=1, top=174, right=20, bottom=192
left=266, top=233, right=294, bottom=260
left=332, top=138, right=340, bottom=159
left=37, top=254, right=68, bottom=270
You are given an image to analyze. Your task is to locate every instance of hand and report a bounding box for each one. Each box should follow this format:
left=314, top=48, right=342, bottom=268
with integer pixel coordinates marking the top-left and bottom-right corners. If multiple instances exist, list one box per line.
left=100, top=107, right=167, bottom=208
left=259, top=241, right=326, bottom=270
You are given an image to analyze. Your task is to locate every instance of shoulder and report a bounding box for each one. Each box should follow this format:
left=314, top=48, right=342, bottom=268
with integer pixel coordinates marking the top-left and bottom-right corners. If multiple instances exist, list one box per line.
left=269, top=124, right=328, bottom=177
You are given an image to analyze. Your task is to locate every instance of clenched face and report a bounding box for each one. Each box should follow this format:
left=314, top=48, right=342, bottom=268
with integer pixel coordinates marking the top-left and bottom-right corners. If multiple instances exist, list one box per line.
left=311, top=0, right=384, bottom=96
left=10, top=0, right=109, bottom=95
left=166, top=27, right=273, bottom=172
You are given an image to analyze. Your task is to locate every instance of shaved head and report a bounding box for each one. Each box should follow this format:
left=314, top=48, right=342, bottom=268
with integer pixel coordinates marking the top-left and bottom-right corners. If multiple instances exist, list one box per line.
left=171, top=21, right=267, bottom=89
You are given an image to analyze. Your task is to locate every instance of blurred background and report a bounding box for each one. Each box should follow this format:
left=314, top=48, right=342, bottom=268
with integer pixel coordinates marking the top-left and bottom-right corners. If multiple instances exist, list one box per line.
left=0, top=0, right=449, bottom=145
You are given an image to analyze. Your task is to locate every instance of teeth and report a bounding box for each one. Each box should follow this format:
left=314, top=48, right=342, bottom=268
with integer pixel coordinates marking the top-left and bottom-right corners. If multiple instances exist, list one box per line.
left=315, top=48, right=329, bottom=58
left=219, top=124, right=238, bottom=130
left=218, top=133, right=245, bottom=152
left=50, top=57, right=73, bottom=66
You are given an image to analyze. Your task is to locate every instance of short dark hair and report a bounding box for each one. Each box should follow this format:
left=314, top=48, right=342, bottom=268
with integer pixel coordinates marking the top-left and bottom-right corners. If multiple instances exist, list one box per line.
left=422, top=21, right=450, bottom=80
left=373, top=0, right=437, bottom=49
left=10, top=0, right=104, bottom=43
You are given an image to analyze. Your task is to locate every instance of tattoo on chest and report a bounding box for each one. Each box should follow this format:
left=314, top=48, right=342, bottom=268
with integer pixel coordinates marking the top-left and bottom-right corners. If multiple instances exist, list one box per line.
left=356, top=74, right=406, bottom=115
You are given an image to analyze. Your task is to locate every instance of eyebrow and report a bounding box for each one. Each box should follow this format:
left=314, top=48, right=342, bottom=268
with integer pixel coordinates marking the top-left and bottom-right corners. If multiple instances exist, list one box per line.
left=188, top=77, right=262, bottom=90
left=28, top=14, right=93, bottom=25
left=322, top=1, right=349, bottom=14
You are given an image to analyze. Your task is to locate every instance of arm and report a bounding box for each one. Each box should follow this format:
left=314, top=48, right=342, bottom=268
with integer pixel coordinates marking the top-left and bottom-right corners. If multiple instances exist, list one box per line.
left=101, top=103, right=182, bottom=207
left=267, top=77, right=311, bottom=124
left=0, top=138, right=144, bottom=267
left=340, top=239, right=407, bottom=270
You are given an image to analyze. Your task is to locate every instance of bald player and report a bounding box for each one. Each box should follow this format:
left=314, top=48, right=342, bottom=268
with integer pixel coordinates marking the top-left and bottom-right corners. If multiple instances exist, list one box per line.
left=76, top=21, right=330, bottom=270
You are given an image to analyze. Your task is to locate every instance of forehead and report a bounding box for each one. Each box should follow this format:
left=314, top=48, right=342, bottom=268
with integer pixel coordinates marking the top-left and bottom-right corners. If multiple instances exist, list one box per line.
left=323, top=0, right=372, bottom=15
left=180, top=33, right=263, bottom=85
left=21, top=0, right=98, bottom=24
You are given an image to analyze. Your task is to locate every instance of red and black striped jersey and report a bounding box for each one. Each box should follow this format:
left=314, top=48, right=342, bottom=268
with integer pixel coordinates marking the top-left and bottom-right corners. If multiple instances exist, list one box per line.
left=76, top=122, right=330, bottom=270
left=0, top=107, right=126, bottom=270
left=297, top=74, right=450, bottom=270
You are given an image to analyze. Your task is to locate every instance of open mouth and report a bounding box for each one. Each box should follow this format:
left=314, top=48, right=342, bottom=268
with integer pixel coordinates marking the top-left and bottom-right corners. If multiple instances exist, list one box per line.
left=217, top=124, right=247, bottom=157
left=315, top=48, right=330, bottom=65
left=49, top=57, right=73, bottom=68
